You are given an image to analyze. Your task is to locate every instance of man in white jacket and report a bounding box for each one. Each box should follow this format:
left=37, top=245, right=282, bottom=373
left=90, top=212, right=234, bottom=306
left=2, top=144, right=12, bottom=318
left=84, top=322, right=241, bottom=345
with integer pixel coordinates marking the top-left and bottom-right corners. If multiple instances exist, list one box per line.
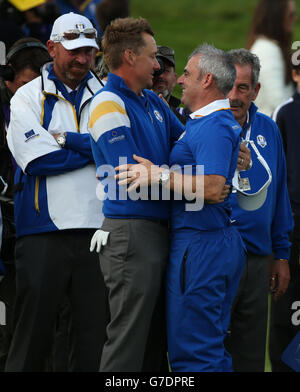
left=5, top=12, right=108, bottom=372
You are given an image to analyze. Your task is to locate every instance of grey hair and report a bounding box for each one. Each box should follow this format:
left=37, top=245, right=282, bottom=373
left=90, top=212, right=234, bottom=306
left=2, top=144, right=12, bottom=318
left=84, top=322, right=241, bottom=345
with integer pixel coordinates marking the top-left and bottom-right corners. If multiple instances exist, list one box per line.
left=189, top=43, right=236, bottom=96
left=227, top=48, right=261, bottom=87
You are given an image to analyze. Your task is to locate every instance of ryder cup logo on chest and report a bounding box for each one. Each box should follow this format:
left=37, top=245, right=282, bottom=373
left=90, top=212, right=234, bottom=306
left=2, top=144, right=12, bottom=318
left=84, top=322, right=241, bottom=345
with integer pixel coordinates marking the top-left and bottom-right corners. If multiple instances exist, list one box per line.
left=154, top=110, right=163, bottom=123
left=257, top=134, right=267, bottom=148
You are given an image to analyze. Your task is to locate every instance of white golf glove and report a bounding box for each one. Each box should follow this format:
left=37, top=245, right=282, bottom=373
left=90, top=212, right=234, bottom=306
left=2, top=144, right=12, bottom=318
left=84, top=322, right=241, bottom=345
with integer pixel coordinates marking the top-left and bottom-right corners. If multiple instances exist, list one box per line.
left=90, top=230, right=110, bottom=253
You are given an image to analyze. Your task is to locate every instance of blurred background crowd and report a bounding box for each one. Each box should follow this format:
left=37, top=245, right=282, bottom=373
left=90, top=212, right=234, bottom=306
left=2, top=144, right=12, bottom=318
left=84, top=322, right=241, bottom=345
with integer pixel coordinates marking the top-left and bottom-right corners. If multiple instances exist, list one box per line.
left=0, top=0, right=300, bottom=373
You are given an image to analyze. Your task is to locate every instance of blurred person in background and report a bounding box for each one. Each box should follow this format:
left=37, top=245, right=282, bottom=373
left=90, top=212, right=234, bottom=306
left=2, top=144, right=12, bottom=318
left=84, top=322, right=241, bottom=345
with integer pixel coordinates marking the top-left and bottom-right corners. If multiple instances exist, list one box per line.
left=0, top=0, right=60, bottom=46
left=0, top=37, right=52, bottom=371
left=0, top=0, right=24, bottom=51
left=247, top=0, right=297, bottom=117
left=96, top=0, right=130, bottom=36
left=152, top=45, right=187, bottom=124
left=270, top=62, right=300, bottom=372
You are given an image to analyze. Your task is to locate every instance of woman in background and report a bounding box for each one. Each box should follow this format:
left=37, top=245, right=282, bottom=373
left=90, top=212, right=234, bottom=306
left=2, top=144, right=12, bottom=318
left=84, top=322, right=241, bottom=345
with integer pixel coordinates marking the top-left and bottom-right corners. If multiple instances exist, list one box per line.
left=247, top=0, right=297, bottom=116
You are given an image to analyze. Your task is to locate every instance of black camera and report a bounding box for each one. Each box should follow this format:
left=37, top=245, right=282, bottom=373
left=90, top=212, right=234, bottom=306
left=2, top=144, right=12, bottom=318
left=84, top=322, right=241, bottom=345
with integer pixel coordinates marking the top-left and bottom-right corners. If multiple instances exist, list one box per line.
left=153, top=56, right=165, bottom=78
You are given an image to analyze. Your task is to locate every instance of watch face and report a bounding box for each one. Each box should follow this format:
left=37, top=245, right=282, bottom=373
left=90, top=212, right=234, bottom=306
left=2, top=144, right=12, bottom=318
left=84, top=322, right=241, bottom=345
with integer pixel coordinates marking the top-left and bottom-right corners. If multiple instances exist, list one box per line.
left=57, top=135, right=65, bottom=146
left=161, top=172, right=169, bottom=181
left=160, top=169, right=170, bottom=183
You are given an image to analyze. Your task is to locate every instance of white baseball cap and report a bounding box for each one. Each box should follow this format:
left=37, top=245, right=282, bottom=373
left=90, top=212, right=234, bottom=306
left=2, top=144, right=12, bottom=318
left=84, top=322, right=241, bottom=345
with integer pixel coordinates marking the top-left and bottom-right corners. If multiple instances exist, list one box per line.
left=50, top=12, right=99, bottom=51
left=232, top=140, right=272, bottom=211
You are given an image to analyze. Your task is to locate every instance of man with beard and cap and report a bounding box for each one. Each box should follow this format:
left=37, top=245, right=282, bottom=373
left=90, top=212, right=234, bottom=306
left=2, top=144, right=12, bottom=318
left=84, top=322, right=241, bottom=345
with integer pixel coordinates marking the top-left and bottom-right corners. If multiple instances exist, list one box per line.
left=4, top=12, right=108, bottom=372
left=224, top=48, right=293, bottom=372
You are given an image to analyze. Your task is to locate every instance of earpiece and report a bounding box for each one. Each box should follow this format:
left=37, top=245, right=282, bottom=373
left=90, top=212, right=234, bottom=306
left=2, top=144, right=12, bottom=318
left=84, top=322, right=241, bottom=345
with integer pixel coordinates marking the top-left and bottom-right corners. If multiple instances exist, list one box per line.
left=6, top=42, right=48, bottom=63
left=0, top=65, right=15, bottom=81
left=0, top=41, right=48, bottom=82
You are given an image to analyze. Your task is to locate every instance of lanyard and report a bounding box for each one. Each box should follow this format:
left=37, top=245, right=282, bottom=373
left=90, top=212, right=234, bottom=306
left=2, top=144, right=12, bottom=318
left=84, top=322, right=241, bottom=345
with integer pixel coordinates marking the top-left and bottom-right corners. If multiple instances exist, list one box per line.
left=242, top=112, right=251, bottom=145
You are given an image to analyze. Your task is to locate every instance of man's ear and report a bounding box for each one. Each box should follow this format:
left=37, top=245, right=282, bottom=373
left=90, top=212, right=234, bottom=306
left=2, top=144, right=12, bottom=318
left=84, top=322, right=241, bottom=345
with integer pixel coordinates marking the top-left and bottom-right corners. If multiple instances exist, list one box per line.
left=172, top=72, right=178, bottom=89
left=253, top=82, right=261, bottom=101
left=202, top=72, right=214, bottom=89
left=123, top=49, right=136, bottom=66
left=47, top=40, right=56, bottom=58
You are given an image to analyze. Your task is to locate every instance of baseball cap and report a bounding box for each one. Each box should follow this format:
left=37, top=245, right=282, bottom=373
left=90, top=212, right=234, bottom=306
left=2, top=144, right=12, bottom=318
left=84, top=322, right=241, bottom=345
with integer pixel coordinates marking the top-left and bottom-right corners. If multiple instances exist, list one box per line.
left=232, top=140, right=272, bottom=211
left=8, top=0, right=45, bottom=12
left=157, top=45, right=175, bottom=67
left=50, top=12, right=99, bottom=51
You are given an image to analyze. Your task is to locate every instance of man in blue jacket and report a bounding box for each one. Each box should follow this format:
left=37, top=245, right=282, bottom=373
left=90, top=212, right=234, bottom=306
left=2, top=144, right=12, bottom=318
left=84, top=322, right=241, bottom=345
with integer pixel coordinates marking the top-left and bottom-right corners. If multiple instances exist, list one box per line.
left=225, top=48, right=293, bottom=372
left=88, top=16, right=185, bottom=372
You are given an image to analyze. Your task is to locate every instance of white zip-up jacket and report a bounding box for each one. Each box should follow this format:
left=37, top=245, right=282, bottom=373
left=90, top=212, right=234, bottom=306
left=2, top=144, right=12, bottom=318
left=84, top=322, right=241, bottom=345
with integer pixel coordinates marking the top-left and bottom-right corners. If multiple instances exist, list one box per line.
left=7, top=62, right=104, bottom=237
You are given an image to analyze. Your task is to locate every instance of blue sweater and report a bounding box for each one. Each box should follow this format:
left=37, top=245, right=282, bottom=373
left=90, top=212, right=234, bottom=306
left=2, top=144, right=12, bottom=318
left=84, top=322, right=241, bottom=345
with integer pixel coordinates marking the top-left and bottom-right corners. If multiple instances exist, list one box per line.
left=230, top=103, right=293, bottom=259
left=89, top=73, right=185, bottom=220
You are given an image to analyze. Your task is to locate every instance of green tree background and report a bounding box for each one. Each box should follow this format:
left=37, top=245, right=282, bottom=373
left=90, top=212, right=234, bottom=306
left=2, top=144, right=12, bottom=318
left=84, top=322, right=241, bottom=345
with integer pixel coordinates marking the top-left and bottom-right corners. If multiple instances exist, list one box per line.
left=131, top=0, right=300, bottom=97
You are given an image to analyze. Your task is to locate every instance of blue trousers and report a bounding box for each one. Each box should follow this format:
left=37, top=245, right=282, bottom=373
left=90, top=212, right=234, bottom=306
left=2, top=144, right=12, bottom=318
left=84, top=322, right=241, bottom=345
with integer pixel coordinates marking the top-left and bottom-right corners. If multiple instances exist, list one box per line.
left=166, top=226, right=246, bottom=372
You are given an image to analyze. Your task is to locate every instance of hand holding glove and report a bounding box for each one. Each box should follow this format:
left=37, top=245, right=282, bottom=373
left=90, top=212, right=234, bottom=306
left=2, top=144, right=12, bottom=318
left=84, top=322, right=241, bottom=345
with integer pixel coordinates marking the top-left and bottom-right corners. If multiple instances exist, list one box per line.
left=90, top=230, right=110, bottom=253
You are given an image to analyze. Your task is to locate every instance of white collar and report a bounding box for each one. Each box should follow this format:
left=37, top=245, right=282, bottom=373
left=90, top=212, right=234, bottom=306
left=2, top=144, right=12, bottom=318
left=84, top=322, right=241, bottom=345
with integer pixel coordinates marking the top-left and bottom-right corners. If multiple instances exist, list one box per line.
left=189, top=98, right=231, bottom=119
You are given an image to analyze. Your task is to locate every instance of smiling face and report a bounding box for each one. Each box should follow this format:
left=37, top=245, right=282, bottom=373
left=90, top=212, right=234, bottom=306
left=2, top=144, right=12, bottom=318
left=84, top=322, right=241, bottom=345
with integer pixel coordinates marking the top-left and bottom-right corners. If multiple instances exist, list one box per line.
left=177, top=54, right=204, bottom=112
left=228, top=63, right=260, bottom=126
left=47, top=41, right=94, bottom=89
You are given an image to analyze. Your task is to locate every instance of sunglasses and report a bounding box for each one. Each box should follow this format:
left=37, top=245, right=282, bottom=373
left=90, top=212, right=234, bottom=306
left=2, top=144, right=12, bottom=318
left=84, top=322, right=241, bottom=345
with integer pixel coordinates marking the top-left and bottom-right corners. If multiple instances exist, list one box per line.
left=53, top=28, right=97, bottom=42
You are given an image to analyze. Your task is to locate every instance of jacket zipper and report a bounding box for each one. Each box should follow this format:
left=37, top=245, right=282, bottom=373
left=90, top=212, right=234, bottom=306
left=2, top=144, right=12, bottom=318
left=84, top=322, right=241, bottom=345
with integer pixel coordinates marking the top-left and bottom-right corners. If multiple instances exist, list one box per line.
left=34, top=93, right=80, bottom=214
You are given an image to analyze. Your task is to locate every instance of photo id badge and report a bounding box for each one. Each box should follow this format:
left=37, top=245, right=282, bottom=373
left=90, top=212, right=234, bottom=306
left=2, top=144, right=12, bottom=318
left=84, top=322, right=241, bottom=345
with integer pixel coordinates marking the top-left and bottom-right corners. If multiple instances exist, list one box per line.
left=238, top=177, right=251, bottom=191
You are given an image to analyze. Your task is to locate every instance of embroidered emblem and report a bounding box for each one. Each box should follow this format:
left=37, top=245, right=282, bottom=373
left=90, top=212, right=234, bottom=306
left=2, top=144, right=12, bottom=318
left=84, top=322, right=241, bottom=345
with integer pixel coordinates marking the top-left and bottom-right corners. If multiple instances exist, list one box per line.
left=257, top=135, right=267, bottom=148
left=154, top=110, right=163, bottom=123
left=24, top=129, right=39, bottom=142
left=108, top=130, right=125, bottom=144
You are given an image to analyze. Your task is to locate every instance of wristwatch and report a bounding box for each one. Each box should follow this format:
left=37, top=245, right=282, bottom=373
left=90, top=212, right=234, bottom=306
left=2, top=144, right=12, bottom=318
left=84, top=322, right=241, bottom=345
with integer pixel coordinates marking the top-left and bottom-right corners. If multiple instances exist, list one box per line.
left=56, top=134, right=66, bottom=148
left=159, top=169, right=170, bottom=185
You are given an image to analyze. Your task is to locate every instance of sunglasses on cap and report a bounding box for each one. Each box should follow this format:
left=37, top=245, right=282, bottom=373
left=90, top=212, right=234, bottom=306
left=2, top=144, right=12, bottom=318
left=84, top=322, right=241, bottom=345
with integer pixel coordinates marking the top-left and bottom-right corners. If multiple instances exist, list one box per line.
left=53, top=28, right=97, bottom=42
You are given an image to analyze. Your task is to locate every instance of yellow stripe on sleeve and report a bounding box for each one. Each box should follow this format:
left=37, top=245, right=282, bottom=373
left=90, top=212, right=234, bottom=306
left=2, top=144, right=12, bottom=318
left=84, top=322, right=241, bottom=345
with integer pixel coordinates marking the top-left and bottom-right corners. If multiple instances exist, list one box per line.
left=89, top=101, right=127, bottom=129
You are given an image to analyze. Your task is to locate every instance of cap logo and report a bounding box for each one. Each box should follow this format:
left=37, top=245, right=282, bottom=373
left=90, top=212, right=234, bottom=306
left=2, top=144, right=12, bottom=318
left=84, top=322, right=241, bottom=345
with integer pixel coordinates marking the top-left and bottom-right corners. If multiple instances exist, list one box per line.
left=75, top=23, right=85, bottom=31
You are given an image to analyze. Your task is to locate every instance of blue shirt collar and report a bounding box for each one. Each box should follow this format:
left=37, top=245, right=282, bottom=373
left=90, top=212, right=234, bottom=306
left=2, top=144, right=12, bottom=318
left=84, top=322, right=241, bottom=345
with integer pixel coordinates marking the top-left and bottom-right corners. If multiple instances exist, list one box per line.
left=242, top=102, right=258, bottom=135
left=47, top=63, right=93, bottom=106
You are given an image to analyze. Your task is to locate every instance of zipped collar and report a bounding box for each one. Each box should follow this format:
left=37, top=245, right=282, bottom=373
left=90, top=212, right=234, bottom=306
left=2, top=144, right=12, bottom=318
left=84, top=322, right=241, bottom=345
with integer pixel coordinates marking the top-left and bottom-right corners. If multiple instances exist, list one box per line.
left=189, top=99, right=231, bottom=119
left=40, top=62, right=102, bottom=100
left=106, top=73, right=148, bottom=100
left=105, top=72, right=153, bottom=111
left=47, top=63, right=92, bottom=107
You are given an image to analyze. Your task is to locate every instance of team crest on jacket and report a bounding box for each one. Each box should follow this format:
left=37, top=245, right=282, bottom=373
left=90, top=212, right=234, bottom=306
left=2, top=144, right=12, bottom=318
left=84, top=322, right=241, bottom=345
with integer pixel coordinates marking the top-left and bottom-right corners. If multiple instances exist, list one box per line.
left=257, top=135, right=267, bottom=148
left=154, top=110, right=163, bottom=123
